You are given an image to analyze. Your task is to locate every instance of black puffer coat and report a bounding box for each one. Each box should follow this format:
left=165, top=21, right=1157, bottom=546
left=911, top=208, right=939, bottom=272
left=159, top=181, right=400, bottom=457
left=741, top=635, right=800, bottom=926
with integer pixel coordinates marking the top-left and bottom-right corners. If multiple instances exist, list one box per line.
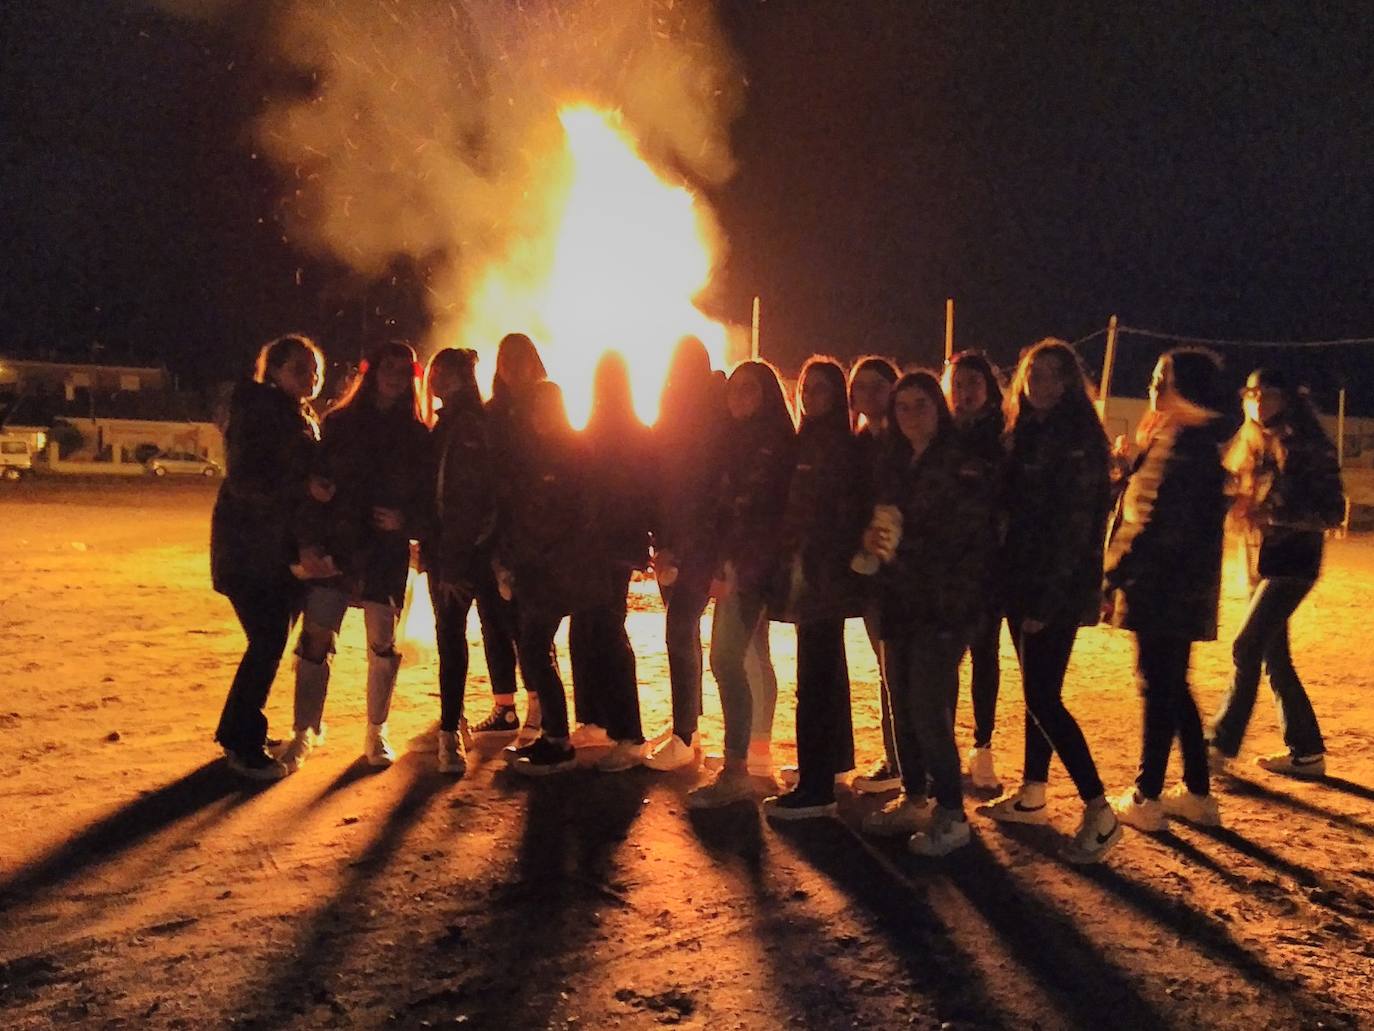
left=1241, top=422, right=1346, bottom=582
left=876, top=432, right=999, bottom=637
left=771, top=420, right=866, bottom=624
left=1104, top=417, right=1228, bottom=641
left=210, top=380, right=318, bottom=595
left=1003, top=404, right=1112, bottom=627
left=296, top=400, right=429, bottom=607
left=420, top=402, right=497, bottom=588
left=586, top=417, right=655, bottom=573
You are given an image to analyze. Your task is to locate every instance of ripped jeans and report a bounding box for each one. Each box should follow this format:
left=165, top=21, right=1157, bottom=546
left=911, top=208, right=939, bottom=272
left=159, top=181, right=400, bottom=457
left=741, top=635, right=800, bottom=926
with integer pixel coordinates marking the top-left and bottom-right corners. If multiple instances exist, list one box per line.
left=293, top=585, right=401, bottom=734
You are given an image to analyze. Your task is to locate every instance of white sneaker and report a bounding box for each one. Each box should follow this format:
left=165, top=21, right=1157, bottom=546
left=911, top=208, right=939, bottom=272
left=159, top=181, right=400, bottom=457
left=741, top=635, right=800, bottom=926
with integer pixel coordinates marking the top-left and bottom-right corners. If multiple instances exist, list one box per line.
left=437, top=730, right=467, bottom=776
left=643, top=732, right=700, bottom=772
left=977, top=784, right=1049, bottom=825
left=685, top=769, right=755, bottom=811
left=861, top=792, right=932, bottom=837
left=596, top=740, right=645, bottom=773
left=1160, top=784, right=1221, bottom=826
left=851, top=759, right=902, bottom=795
left=365, top=722, right=395, bottom=768
left=1255, top=751, right=1326, bottom=778
left=1111, top=788, right=1165, bottom=833
left=909, top=807, right=972, bottom=857
left=1062, top=800, right=1122, bottom=864
left=966, top=747, right=1002, bottom=791
left=570, top=723, right=613, bottom=749
left=278, top=729, right=314, bottom=773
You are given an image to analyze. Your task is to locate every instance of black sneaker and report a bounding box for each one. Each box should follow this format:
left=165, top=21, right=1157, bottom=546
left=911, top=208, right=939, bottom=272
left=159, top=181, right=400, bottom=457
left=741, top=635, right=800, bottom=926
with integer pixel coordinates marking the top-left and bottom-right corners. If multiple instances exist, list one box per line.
left=471, top=704, right=520, bottom=736
left=224, top=746, right=288, bottom=782
left=762, top=788, right=838, bottom=821
left=510, top=736, right=577, bottom=777
left=502, top=738, right=541, bottom=765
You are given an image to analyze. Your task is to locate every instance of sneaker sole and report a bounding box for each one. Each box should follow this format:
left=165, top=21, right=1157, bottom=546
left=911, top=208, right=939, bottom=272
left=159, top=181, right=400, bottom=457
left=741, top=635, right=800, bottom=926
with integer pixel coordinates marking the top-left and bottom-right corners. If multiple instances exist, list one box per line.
left=764, top=802, right=838, bottom=822
left=366, top=756, right=395, bottom=769
left=978, top=805, right=1049, bottom=826
left=225, top=760, right=288, bottom=782
left=1258, top=763, right=1325, bottom=779
left=909, top=831, right=972, bottom=857
left=852, top=778, right=902, bottom=795
left=512, top=758, right=578, bottom=777
left=472, top=727, right=520, bottom=738
left=685, top=790, right=754, bottom=811
left=1061, top=821, right=1124, bottom=865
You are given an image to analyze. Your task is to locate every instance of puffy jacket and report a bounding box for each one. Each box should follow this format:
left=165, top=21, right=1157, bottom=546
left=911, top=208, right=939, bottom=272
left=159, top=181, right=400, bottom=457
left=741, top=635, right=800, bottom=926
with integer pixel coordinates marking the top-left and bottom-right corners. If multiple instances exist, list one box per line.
left=876, top=432, right=999, bottom=637
left=296, top=400, right=429, bottom=607
left=1104, top=417, right=1228, bottom=641
left=586, top=417, right=655, bottom=572
left=771, top=419, right=866, bottom=624
left=420, top=403, right=497, bottom=587
left=210, top=380, right=318, bottom=594
left=1003, top=403, right=1112, bottom=627
left=714, top=419, right=796, bottom=597
left=1240, top=422, right=1346, bottom=581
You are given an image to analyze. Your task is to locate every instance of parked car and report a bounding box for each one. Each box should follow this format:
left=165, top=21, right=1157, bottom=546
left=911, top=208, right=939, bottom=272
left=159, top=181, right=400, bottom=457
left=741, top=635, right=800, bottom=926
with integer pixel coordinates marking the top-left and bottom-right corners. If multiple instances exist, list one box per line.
left=1, top=437, right=34, bottom=481
left=146, top=450, right=222, bottom=478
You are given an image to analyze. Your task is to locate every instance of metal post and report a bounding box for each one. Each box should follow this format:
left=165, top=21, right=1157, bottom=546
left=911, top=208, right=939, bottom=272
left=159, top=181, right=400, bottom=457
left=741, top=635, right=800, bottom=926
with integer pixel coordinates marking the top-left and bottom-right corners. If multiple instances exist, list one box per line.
left=1097, top=314, right=1120, bottom=422
left=1337, top=387, right=1346, bottom=468
left=944, top=298, right=955, bottom=361
left=751, top=296, right=761, bottom=361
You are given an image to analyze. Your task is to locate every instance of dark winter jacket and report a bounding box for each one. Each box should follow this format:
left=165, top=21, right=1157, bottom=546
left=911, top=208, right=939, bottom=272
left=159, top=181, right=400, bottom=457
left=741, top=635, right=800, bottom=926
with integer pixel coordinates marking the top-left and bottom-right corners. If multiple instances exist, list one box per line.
left=653, top=397, right=727, bottom=574
left=420, top=403, right=497, bottom=588
left=1239, top=422, right=1346, bottom=582
left=296, top=400, right=429, bottom=607
left=714, top=418, right=796, bottom=597
left=1104, top=417, right=1228, bottom=641
left=498, top=434, right=614, bottom=618
left=210, top=380, right=318, bottom=595
left=1003, top=403, right=1112, bottom=627
left=771, top=420, right=866, bottom=624
left=586, top=417, right=655, bottom=572
left=875, top=431, right=999, bottom=638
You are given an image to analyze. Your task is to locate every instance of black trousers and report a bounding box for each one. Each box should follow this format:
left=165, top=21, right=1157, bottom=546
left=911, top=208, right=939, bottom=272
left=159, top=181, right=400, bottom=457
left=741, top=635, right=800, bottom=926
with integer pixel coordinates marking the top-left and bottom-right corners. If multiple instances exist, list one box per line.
left=215, top=582, right=301, bottom=753
left=570, top=568, right=643, bottom=742
left=472, top=561, right=521, bottom=698
left=660, top=559, right=713, bottom=743
left=882, top=626, right=965, bottom=812
left=1007, top=612, right=1104, bottom=802
left=428, top=573, right=474, bottom=733
left=962, top=608, right=1002, bottom=748
left=794, top=618, right=855, bottom=797
left=1135, top=632, right=1209, bottom=798
left=518, top=610, right=569, bottom=739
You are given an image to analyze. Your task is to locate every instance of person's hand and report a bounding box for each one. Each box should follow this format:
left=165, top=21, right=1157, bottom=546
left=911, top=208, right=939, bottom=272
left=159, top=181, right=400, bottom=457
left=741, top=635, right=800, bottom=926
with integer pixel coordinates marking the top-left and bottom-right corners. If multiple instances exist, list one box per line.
left=308, top=475, right=335, bottom=503
left=372, top=506, right=403, bottom=532
left=1021, top=616, right=1047, bottom=635
left=298, top=546, right=338, bottom=580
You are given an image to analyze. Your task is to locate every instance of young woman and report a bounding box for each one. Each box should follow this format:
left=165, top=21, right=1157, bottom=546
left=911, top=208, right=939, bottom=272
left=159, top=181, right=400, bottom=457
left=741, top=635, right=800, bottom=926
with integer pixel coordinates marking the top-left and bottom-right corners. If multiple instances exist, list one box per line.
left=941, top=350, right=1007, bottom=791
left=468, top=332, right=546, bottom=740
left=280, top=341, right=430, bottom=771
left=420, top=346, right=496, bottom=776
left=858, top=371, right=998, bottom=855
left=1209, top=368, right=1345, bottom=777
left=845, top=356, right=903, bottom=795
left=498, top=379, right=612, bottom=775
left=210, top=334, right=323, bottom=780
left=1105, top=349, right=1229, bottom=830
left=644, top=337, right=725, bottom=772
left=762, top=357, right=865, bottom=819
left=569, top=352, right=654, bottom=772
left=978, top=339, right=1121, bottom=864
left=686, top=360, right=796, bottom=810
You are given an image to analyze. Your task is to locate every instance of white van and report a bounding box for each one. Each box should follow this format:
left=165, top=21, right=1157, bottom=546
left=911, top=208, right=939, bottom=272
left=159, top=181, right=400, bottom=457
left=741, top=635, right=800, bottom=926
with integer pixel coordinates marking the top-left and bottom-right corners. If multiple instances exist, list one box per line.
left=0, top=434, right=36, bottom=481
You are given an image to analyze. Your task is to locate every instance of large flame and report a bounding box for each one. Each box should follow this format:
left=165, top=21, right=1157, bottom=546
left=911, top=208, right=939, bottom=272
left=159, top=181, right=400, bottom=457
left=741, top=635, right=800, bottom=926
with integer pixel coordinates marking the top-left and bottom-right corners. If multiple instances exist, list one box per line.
left=462, top=105, right=729, bottom=426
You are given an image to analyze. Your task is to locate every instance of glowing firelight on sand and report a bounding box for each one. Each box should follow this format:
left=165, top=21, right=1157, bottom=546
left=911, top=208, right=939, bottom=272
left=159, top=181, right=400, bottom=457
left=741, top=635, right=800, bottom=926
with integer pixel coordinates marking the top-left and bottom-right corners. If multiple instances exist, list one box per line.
left=462, top=105, right=729, bottom=427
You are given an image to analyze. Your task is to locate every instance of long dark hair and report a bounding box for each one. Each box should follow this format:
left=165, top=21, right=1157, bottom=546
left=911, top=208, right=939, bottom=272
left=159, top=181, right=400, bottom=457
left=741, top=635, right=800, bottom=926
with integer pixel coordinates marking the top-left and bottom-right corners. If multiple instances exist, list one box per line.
left=1004, top=338, right=1100, bottom=437
left=254, top=333, right=323, bottom=387
left=423, top=347, right=482, bottom=427
left=886, top=369, right=953, bottom=462
left=658, top=335, right=714, bottom=430
left=942, top=350, right=1004, bottom=421
left=491, top=332, right=547, bottom=406
left=1226, top=366, right=1333, bottom=477
left=727, top=359, right=796, bottom=440
left=797, top=355, right=853, bottom=434
left=587, top=351, right=643, bottom=439
left=329, top=340, right=424, bottom=423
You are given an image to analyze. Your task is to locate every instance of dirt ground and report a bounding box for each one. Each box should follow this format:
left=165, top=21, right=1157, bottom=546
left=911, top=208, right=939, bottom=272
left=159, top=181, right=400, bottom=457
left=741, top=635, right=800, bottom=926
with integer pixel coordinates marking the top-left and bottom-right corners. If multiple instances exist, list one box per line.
left=1, top=478, right=1372, bottom=1030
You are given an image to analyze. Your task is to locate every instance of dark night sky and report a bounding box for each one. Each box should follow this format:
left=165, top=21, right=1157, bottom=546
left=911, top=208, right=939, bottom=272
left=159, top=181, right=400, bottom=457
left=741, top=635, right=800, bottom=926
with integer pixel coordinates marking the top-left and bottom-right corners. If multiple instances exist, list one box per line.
left=3, top=1, right=1373, bottom=408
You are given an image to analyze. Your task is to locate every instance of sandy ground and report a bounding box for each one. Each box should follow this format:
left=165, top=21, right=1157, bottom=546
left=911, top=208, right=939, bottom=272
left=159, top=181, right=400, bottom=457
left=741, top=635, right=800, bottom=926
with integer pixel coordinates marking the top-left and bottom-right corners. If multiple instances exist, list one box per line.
left=1, top=478, right=1372, bottom=1030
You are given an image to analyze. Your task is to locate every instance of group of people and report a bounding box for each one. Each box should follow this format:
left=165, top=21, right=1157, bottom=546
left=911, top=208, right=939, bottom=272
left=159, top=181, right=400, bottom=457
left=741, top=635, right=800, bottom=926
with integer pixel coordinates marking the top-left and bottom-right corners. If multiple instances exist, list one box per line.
left=209, top=329, right=1346, bottom=863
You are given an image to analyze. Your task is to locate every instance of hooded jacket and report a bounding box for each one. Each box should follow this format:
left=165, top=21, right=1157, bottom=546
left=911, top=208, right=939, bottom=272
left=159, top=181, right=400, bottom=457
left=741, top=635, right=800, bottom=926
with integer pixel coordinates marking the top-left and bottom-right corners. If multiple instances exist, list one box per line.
left=210, top=380, right=318, bottom=595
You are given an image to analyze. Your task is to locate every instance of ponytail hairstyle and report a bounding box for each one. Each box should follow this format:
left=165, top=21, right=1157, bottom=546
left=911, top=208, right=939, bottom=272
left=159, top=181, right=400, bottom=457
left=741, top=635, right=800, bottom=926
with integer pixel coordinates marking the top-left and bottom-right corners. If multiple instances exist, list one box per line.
left=254, top=333, right=323, bottom=391
left=423, top=347, right=482, bottom=427
left=329, top=340, right=424, bottom=423
left=1004, top=337, right=1100, bottom=438
left=797, top=355, right=853, bottom=434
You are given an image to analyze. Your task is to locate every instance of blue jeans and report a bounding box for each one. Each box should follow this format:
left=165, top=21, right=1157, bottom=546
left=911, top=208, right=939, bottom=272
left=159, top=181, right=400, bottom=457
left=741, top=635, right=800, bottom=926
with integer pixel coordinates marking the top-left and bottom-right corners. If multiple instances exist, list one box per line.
left=882, top=626, right=965, bottom=812
left=708, top=589, right=773, bottom=761
left=1210, top=577, right=1324, bottom=759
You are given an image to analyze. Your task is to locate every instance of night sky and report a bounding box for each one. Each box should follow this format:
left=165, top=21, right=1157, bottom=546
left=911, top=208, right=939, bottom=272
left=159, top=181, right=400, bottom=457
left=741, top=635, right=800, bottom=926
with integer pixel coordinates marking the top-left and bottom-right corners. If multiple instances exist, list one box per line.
left=4, top=1, right=1373, bottom=408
